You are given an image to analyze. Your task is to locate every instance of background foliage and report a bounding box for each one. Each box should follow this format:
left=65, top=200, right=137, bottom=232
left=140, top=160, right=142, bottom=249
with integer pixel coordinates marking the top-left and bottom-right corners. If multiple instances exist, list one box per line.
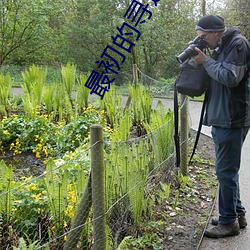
left=1, top=0, right=249, bottom=83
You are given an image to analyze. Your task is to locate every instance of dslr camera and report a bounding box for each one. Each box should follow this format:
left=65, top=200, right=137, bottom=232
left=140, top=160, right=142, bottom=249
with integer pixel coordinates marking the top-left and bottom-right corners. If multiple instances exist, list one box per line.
left=176, top=36, right=208, bottom=64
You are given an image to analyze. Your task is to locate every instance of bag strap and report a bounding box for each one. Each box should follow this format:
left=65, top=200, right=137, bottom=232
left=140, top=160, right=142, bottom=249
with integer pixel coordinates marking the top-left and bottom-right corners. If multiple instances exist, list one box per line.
left=174, top=80, right=180, bottom=168
left=188, top=91, right=208, bottom=164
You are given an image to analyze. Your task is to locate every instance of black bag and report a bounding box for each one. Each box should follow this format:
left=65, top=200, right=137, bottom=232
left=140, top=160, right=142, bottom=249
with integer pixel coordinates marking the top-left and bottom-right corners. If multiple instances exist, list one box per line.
left=175, top=58, right=208, bottom=97
left=174, top=58, right=209, bottom=168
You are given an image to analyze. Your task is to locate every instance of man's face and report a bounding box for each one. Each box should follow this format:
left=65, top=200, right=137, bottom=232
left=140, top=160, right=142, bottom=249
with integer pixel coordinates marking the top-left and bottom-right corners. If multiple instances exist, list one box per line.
left=196, top=30, right=222, bottom=49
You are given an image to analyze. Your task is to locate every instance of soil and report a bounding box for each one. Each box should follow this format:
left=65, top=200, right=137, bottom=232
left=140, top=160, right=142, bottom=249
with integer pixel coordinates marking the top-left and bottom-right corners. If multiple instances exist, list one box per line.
left=0, top=152, right=45, bottom=180
left=158, top=130, right=217, bottom=250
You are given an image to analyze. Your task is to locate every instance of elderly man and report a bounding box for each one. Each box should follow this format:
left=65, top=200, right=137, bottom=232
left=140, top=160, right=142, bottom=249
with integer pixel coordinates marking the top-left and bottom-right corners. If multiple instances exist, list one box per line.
left=192, top=15, right=250, bottom=238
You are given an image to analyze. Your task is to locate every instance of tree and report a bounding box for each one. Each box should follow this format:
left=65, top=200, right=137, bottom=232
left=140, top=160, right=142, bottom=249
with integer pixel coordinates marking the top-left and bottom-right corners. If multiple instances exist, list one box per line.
left=220, top=0, right=250, bottom=39
left=64, top=0, right=133, bottom=71
left=0, top=0, right=230, bottom=81
left=0, top=0, right=51, bottom=65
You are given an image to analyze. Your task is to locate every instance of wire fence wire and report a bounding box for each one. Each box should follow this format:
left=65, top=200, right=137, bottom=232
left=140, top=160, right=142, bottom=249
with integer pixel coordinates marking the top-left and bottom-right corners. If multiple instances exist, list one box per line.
left=0, top=67, right=190, bottom=249
left=137, top=67, right=175, bottom=96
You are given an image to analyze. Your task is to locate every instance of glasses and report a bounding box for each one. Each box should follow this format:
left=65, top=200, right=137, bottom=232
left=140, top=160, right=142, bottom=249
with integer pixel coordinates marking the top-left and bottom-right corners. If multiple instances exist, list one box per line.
left=198, top=32, right=214, bottom=40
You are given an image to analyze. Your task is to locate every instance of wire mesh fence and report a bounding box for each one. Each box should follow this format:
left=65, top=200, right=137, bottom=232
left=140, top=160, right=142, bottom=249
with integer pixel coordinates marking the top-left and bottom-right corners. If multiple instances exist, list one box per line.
left=0, top=120, right=187, bottom=249
left=0, top=65, right=191, bottom=249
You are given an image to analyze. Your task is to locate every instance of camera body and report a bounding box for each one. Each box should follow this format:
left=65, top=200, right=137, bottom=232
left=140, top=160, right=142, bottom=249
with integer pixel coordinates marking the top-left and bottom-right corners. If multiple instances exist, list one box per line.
left=176, top=36, right=208, bottom=63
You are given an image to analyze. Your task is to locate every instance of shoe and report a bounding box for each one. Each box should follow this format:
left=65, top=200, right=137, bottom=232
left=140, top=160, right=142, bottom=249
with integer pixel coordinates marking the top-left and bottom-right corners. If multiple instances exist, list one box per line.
left=211, top=214, right=247, bottom=229
left=204, top=222, right=240, bottom=238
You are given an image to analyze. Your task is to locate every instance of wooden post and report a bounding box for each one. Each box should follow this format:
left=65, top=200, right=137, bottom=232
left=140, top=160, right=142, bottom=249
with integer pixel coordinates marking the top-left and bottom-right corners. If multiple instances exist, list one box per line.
left=125, top=64, right=138, bottom=109
left=133, top=64, right=138, bottom=86
left=63, top=175, right=92, bottom=250
left=91, top=124, right=106, bottom=250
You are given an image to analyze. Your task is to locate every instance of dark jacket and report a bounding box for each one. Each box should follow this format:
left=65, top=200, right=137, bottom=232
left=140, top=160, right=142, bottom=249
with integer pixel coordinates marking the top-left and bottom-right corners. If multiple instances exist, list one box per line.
left=203, top=26, right=250, bottom=128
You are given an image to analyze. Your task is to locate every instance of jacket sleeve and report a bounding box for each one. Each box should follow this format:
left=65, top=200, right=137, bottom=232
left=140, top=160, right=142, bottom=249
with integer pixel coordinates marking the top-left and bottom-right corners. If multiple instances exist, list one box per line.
left=203, top=38, right=250, bottom=87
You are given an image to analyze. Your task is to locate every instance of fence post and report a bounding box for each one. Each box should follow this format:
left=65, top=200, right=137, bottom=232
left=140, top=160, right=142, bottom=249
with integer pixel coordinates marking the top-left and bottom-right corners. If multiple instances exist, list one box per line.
left=125, top=64, right=138, bottom=109
left=133, top=64, right=138, bottom=86
left=180, top=94, right=188, bottom=176
left=63, top=175, right=92, bottom=250
left=91, top=124, right=106, bottom=250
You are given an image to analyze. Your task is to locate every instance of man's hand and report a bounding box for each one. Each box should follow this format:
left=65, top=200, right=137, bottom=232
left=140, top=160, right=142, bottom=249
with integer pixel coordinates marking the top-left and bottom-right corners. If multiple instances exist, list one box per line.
left=192, top=47, right=207, bottom=64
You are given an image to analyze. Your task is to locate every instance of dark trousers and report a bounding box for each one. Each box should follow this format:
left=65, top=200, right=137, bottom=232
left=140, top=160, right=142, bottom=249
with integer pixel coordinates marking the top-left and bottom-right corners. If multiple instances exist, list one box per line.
left=211, top=126, right=249, bottom=225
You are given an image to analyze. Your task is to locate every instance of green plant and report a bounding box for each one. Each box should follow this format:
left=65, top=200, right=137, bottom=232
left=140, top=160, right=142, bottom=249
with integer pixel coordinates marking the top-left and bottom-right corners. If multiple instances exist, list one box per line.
left=52, top=81, right=75, bottom=122
left=129, top=84, right=153, bottom=127
left=108, top=108, right=132, bottom=142
left=43, top=159, right=69, bottom=225
left=21, top=65, right=47, bottom=118
left=12, top=176, right=49, bottom=241
left=178, top=173, right=191, bottom=189
left=157, top=182, right=171, bottom=203
left=76, top=74, right=90, bottom=112
left=43, top=84, right=56, bottom=114
left=141, top=89, right=153, bottom=124
left=172, top=190, right=180, bottom=210
left=105, top=136, right=153, bottom=241
left=13, top=233, right=49, bottom=250
left=0, top=73, right=12, bottom=117
left=144, top=100, right=174, bottom=164
left=60, top=63, right=76, bottom=102
left=13, top=238, right=38, bottom=250
left=0, top=115, right=57, bottom=157
left=117, top=233, right=163, bottom=250
left=43, top=157, right=90, bottom=223
left=0, top=161, right=15, bottom=222
left=0, top=107, right=104, bottom=158
left=100, top=85, right=123, bottom=128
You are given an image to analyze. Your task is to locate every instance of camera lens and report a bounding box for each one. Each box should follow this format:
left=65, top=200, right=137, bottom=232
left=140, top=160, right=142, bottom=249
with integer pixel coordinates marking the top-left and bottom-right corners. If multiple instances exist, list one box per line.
left=176, top=44, right=198, bottom=63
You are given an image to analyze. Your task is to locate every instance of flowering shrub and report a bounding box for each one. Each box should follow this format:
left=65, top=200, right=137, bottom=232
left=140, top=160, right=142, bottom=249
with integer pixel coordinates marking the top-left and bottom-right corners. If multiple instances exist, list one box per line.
left=12, top=177, right=49, bottom=239
left=0, top=144, right=91, bottom=245
left=0, top=106, right=105, bottom=158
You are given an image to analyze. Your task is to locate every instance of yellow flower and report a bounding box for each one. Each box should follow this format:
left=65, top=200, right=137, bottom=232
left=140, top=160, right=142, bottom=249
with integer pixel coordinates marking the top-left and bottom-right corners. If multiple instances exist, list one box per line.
left=26, top=183, right=37, bottom=191
left=43, top=147, right=49, bottom=157
left=12, top=207, right=17, bottom=212
left=3, top=130, right=9, bottom=135
left=14, top=149, right=22, bottom=155
left=100, top=110, right=106, bottom=115
left=36, top=152, right=41, bottom=159
left=65, top=205, right=74, bottom=218
left=32, top=193, right=42, bottom=201
left=71, top=195, right=76, bottom=204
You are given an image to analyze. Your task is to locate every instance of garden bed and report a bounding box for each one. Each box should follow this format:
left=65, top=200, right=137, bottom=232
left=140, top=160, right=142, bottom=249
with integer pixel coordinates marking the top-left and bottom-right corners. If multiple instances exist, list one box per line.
left=0, top=130, right=217, bottom=249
